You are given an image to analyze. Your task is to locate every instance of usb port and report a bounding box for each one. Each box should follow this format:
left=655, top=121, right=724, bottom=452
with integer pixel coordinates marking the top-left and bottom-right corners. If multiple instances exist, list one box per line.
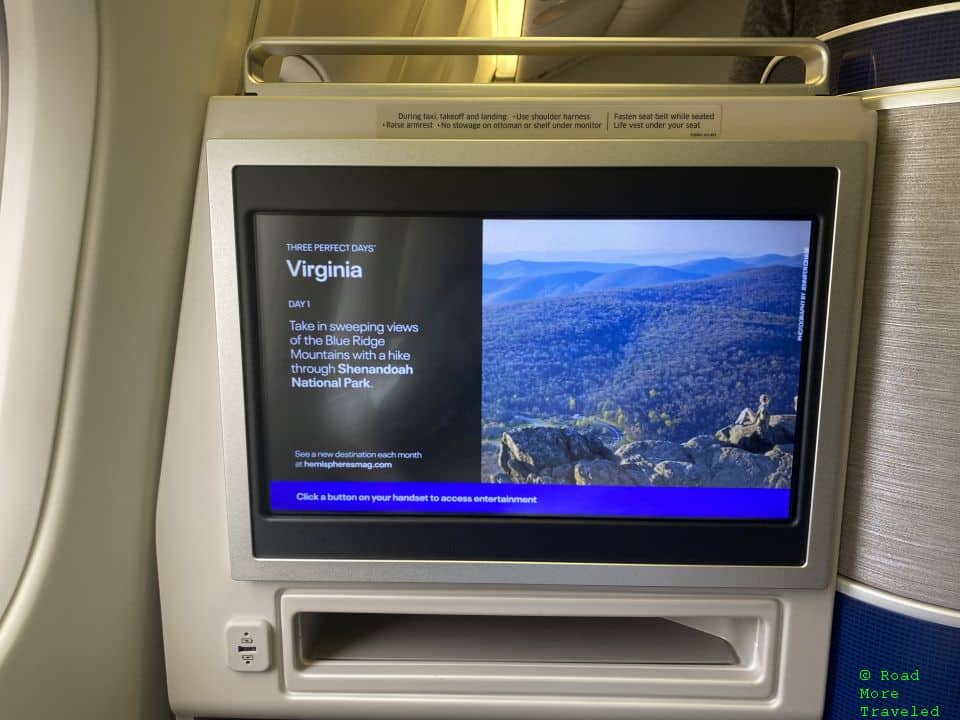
left=237, top=645, right=257, bottom=652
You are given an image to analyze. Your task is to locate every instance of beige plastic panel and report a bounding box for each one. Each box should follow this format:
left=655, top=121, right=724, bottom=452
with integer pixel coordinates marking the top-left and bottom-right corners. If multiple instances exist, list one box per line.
left=0, top=2, right=256, bottom=718
left=279, top=591, right=777, bottom=697
left=255, top=0, right=497, bottom=83
left=159, top=183, right=838, bottom=716
left=515, top=0, right=623, bottom=81
left=841, top=102, right=960, bottom=611
left=545, top=0, right=749, bottom=84
left=0, top=0, right=96, bottom=625
left=158, top=91, right=874, bottom=718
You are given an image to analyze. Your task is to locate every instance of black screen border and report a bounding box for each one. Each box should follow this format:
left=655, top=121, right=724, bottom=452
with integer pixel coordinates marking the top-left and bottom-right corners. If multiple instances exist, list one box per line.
left=233, top=165, right=835, bottom=564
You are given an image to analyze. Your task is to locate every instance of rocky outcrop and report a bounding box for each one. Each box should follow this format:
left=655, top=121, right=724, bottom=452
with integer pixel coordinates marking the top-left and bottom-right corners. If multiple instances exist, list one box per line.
left=616, top=439, right=688, bottom=464
left=573, top=459, right=653, bottom=486
left=497, top=426, right=615, bottom=484
left=706, top=445, right=791, bottom=488
left=714, top=414, right=796, bottom=452
left=650, top=460, right=708, bottom=486
left=492, top=421, right=794, bottom=489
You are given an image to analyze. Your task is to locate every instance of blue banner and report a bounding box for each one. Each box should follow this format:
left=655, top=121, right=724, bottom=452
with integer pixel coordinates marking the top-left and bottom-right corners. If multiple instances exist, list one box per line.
left=269, top=480, right=790, bottom=519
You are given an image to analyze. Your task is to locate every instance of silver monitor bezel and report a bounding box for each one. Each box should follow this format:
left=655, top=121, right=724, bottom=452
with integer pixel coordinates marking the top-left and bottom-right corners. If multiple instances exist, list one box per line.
left=207, top=137, right=871, bottom=588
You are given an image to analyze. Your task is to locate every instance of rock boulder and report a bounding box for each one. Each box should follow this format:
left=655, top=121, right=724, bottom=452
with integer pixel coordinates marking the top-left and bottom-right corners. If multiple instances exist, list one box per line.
left=574, top=459, right=652, bottom=486
left=499, top=426, right=614, bottom=483
left=494, top=422, right=795, bottom=490
left=714, top=414, right=796, bottom=453
left=651, top=460, right=708, bottom=486
left=616, top=439, right=689, bottom=464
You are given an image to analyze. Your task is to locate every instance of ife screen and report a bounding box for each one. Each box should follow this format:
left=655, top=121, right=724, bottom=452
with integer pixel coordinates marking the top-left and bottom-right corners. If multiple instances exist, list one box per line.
left=249, top=216, right=814, bottom=522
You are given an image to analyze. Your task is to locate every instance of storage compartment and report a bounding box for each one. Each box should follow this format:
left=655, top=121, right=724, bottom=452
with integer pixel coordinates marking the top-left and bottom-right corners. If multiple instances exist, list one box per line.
left=297, top=613, right=740, bottom=665
left=280, top=590, right=781, bottom=700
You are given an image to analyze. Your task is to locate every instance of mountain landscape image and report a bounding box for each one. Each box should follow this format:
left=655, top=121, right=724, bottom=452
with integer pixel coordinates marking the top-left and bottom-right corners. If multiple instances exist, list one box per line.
left=480, top=219, right=810, bottom=491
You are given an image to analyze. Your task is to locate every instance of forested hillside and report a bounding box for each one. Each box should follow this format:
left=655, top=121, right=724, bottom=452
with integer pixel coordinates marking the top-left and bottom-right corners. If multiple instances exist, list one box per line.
left=482, top=264, right=804, bottom=443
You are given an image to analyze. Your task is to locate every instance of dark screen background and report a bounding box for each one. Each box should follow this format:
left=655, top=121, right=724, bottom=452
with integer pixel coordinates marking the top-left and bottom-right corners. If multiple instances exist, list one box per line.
left=251, top=214, right=482, bottom=483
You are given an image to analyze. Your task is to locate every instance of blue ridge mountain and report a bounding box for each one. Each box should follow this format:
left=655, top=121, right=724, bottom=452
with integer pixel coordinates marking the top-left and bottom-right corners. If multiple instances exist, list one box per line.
left=579, top=266, right=705, bottom=291
left=482, top=255, right=807, bottom=305
left=482, top=271, right=602, bottom=305
left=482, top=265, right=804, bottom=443
left=482, top=259, right=634, bottom=279
left=673, top=256, right=749, bottom=276
left=740, top=252, right=805, bottom=267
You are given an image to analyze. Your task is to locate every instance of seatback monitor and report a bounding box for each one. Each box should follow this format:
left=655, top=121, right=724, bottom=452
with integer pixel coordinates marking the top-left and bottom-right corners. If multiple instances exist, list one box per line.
left=227, top=164, right=836, bottom=566
left=255, top=216, right=812, bottom=522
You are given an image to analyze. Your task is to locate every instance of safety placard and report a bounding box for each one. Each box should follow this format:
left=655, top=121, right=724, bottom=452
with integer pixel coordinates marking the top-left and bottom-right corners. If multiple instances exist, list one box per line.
left=376, top=104, right=721, bottom=139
